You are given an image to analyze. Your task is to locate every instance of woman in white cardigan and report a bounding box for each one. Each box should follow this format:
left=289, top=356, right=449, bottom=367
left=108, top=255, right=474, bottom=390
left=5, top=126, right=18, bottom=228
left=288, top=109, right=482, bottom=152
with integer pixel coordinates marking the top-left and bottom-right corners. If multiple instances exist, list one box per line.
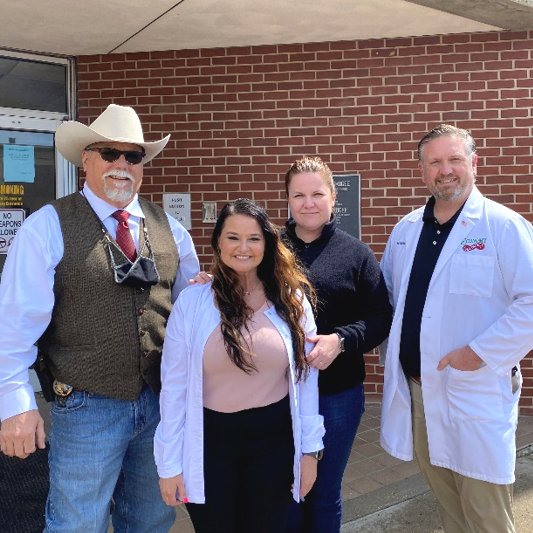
left=155, top=198, right=325, bottom=533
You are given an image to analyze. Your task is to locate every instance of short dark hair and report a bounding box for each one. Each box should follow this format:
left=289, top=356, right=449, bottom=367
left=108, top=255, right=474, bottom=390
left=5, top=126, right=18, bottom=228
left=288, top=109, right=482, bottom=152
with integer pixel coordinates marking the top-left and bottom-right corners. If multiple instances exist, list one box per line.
left=418, top=124, right=477, bottom=161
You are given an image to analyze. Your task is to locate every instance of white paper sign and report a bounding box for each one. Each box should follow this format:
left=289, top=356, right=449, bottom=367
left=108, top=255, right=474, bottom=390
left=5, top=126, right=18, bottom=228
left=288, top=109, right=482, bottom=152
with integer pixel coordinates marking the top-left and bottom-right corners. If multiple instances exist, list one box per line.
left=163, top=193, right=191, bottom=230
left=0, top=208, right=25, bottom=254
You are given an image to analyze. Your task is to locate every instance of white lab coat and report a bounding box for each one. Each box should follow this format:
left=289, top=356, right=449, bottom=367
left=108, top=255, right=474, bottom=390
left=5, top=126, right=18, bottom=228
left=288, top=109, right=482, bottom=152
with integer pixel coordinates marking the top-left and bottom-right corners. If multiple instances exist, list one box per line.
left=154, top=282, right=325, bottom=503
left=380, top=187, right=533, bottom=484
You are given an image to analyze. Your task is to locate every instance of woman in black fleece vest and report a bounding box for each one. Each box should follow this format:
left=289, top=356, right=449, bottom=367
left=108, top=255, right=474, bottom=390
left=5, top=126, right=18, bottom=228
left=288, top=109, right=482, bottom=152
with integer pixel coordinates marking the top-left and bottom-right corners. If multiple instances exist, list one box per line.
left=282, top=156, right=392, bottom=533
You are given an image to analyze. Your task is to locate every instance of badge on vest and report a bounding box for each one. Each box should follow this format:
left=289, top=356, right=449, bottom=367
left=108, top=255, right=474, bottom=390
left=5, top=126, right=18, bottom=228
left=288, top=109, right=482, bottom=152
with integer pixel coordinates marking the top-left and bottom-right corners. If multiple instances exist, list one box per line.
left=53, top=380, right=74, bottom=397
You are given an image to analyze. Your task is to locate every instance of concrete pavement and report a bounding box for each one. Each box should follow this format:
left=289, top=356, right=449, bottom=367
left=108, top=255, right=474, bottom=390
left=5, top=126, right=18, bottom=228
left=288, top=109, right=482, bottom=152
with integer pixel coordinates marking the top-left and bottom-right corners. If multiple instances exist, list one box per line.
left=341, top=445, right=533, bottom=532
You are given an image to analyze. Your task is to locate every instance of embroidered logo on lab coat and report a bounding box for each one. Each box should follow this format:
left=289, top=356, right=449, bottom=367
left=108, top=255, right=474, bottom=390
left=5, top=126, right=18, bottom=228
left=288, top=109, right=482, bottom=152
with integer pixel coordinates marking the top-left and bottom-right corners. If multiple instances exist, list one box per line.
left=461, top=237, right=486, bottom=252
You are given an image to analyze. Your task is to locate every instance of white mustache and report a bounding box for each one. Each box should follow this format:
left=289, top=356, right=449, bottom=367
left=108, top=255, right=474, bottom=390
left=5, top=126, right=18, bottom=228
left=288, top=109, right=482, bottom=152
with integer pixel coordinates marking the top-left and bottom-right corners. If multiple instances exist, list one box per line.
left=103, top=170, right=134, bottom=181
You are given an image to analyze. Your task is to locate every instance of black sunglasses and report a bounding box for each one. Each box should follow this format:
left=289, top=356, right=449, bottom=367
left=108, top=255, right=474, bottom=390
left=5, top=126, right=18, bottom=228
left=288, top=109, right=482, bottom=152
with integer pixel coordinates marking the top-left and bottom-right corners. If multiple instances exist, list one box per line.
left=86, top=147, right=145, bottom=165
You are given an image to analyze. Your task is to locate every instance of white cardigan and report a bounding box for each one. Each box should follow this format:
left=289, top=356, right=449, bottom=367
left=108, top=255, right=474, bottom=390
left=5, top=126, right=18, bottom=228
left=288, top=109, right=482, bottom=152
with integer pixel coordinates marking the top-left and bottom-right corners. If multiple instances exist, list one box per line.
left=154, top=282, right=325, bottom=503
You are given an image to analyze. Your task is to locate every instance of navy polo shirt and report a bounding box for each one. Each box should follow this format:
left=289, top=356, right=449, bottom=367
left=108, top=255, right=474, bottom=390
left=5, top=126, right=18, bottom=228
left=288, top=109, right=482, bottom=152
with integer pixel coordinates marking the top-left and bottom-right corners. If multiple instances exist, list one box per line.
left=399, top=197, right=464, bottom=378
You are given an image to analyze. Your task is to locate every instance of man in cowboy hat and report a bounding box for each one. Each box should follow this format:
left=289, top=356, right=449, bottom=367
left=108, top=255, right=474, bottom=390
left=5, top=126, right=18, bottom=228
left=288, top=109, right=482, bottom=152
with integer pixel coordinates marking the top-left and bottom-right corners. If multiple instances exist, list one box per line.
left=0, top=103, right=199, bottom=532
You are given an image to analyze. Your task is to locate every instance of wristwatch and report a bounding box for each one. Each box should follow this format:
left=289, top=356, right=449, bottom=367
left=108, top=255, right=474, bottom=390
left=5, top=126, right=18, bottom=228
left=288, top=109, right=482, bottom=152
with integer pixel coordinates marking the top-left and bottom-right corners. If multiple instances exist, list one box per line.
left=335, top=332, right=345, bottom=353
left=303, top=449, right=324, bottom=461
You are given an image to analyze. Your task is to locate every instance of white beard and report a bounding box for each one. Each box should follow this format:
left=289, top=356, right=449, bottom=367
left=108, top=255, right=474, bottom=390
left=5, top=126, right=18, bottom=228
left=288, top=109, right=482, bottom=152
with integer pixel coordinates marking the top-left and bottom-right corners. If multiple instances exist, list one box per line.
left=102, top=170, right=135, bottom=203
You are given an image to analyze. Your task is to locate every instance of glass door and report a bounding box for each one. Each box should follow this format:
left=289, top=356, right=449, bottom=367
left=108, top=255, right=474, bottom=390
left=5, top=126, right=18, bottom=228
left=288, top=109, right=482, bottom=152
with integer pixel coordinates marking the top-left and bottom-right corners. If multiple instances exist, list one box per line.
left=0, top=52, right=77, bottom=271
left=0, top=115, right=78, bottom=272
left=0, top=129, right=56, bottom=269
left=0, top=50, right=76, bottom=272
left=0, top=51, right=76, bottom=394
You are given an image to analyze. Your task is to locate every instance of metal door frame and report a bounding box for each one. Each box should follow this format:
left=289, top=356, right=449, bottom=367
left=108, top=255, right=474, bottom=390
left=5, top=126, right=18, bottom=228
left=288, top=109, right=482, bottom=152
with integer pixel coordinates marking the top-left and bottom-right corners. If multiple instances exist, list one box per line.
left=0, top=50, right=77, bottom=198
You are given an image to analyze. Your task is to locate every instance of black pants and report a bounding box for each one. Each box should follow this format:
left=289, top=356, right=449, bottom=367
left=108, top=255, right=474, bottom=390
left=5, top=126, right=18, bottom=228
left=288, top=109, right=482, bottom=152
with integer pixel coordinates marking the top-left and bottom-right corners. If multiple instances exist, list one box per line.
left=187, top=395, right=294, bottom=533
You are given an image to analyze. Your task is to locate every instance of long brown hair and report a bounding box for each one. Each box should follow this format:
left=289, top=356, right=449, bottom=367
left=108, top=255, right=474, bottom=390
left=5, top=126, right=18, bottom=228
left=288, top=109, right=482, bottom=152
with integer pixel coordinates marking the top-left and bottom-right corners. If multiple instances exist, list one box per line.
left=210, top=198, right=316, bottom=381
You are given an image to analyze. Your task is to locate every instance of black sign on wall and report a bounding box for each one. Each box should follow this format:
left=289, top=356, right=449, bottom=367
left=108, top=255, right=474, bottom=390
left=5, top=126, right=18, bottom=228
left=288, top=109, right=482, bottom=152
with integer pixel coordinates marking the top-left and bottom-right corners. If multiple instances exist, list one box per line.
left=333, top=174, right=361, bottom=239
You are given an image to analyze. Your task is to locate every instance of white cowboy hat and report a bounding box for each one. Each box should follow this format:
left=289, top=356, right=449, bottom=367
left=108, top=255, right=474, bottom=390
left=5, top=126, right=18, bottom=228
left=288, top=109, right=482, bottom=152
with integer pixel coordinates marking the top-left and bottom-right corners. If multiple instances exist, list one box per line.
left=55, top=104, right=170, bottom=168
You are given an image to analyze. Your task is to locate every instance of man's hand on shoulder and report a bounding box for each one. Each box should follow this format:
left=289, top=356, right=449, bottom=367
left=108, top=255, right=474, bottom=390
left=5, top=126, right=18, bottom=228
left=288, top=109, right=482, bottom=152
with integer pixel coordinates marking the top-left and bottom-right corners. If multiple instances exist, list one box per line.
left=188, top=271, right=212, bottom=285
left=437, top=345, right=484, bottom=372
left=0, top=409, right=46, bottom=459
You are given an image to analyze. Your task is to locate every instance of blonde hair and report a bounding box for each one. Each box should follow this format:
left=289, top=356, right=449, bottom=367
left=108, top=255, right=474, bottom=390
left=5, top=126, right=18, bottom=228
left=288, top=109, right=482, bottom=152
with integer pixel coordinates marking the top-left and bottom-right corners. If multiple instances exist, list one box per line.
left=284, top=156, right=336, bottom=196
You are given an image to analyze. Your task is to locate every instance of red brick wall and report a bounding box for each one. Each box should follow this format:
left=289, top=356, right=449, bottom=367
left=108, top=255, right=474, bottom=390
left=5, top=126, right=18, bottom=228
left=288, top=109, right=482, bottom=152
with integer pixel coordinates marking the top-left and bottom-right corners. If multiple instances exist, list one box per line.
left=77, top=29, right=533, bottom=413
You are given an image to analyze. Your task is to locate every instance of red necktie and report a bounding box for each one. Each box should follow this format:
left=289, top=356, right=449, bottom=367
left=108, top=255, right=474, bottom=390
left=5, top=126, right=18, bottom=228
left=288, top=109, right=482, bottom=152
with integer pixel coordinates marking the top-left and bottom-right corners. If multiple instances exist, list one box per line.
left=112, top=210, right=137, bottom=262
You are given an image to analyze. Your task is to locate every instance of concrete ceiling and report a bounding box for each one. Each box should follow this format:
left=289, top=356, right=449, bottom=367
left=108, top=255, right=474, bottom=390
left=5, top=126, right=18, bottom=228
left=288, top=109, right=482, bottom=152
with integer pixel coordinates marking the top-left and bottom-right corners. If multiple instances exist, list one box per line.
left=1, top=0, right=532, bottom=58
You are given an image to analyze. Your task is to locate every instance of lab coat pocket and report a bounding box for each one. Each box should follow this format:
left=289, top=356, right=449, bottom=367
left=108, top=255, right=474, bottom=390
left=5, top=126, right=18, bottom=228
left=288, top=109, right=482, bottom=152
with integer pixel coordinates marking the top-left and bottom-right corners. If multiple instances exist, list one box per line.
left=445, top=365, right=504, bottom=421
left=449, top=255, right=494, bottom=297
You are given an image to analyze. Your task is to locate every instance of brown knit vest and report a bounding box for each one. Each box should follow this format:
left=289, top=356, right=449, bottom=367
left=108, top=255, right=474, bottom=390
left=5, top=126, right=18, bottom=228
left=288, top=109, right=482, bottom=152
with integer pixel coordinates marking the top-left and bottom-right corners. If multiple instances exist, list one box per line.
left=37, top=193, right=179, bottom=400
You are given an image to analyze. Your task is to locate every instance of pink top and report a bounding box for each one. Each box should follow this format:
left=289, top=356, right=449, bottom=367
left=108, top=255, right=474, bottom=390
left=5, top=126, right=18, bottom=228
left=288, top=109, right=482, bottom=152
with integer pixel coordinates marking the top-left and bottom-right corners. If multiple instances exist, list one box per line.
left=203, top=301, right=290, bottom=413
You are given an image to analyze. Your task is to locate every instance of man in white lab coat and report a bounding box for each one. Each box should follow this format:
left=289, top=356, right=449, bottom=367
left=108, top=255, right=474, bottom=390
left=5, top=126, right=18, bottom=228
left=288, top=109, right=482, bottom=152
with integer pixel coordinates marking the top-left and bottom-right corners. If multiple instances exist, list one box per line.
left=380, top=124, right=533, bottom=533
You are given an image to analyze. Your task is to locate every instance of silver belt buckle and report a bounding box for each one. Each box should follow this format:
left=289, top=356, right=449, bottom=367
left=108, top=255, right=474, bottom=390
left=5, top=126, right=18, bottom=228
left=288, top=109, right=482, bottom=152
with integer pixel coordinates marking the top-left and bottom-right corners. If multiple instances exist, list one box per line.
left=53, top=380, right=73, bottom=397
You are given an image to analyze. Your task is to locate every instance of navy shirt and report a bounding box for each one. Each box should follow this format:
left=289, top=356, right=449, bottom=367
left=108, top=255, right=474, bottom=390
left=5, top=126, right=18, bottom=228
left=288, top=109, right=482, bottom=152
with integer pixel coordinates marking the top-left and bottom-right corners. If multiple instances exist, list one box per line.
left=399, top=197, right=464, bottom=378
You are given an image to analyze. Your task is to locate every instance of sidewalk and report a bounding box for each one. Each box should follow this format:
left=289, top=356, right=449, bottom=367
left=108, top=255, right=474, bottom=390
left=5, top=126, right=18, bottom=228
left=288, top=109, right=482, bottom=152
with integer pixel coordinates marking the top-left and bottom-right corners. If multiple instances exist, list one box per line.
left=341, top=448, right=533, bottom=532
left=169, top=400, right=533, bottom=532
left=340, top=401, right=533, bottom=532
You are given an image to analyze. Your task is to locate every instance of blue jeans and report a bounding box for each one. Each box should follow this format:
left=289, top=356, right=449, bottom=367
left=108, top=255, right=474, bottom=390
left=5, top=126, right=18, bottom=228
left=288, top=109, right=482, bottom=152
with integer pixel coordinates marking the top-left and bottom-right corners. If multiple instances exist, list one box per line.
left=45, top=386, right=175, bottom=533
left=286, top=384, right=365, bottom=533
